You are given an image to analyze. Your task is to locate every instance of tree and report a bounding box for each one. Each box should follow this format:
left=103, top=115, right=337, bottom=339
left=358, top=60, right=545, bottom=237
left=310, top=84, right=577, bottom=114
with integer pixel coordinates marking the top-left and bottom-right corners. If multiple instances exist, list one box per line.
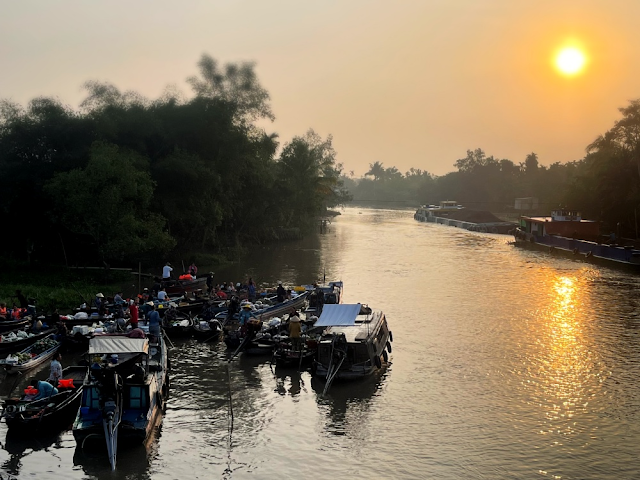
left=365, top=161, right=385, bottom=181
left=44, top=142, right=175, bottom=262
left=276, top=130, right=348, bottom=229
left=187, top=54, right=274, bottom=124
left=524, top=152, right=539, bottom=173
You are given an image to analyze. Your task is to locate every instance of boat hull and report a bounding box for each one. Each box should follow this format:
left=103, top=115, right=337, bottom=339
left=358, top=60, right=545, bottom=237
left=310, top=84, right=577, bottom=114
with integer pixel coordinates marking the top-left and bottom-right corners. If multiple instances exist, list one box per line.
left=513, top=230, right=640, bottom=270
left=4, top=366, right=88, bottom=433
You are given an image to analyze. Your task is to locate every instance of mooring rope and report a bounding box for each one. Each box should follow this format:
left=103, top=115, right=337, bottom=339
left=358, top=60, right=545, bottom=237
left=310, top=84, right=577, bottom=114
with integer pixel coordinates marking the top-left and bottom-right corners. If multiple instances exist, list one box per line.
left=224, top=361, right=234, bottom=476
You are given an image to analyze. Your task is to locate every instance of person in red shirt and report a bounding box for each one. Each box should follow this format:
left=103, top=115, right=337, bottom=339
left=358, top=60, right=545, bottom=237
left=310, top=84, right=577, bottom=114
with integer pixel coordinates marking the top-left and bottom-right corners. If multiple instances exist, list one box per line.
left=216, top=288, right=228, bottom=300
left=127, top=299, right=139, bottom=330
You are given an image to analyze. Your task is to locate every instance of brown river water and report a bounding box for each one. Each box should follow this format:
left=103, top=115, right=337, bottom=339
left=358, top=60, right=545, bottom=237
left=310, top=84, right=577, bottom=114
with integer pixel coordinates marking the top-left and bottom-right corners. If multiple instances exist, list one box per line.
left=2, top=207, right=640, bottom=479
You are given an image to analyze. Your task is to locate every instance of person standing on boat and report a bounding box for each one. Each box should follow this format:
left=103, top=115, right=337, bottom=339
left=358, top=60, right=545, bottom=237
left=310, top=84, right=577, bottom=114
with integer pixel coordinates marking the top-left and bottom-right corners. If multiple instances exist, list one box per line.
left=238, top=304, right=257, bottom=326
left=227, top=296, right=240, bottom=323
left=276, top=282, right=286, bottom=303
left=147, top=303, right=161, bottom=338
left=162, top=262, right=173, bottom=279
left=288, top=314, right=302, bottom=351
left=206, top=272, right=215, bottom=295
left=127, top=298, right=139, bottom=330
left=95, top=293, right=105, bottom=313
left=47, top=353, right=63, bottom=385
left=14, top=290, right=28, bottom=309
left=247, top=278, right=257, bottom=302
left=188, top=263, right=198, bottom=276
left=114, top=291, right=125, bottom=305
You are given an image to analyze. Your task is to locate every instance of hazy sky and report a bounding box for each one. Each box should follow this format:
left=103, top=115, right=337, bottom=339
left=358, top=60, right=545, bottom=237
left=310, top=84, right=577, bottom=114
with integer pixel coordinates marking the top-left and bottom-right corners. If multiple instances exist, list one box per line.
left=2, top=0, right=640, bottom=176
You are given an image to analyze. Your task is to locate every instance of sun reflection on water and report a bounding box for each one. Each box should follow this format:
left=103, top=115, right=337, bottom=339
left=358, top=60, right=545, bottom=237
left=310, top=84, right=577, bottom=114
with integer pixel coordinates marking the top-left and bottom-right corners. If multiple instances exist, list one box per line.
left=519, top=271, right=607, bottom=443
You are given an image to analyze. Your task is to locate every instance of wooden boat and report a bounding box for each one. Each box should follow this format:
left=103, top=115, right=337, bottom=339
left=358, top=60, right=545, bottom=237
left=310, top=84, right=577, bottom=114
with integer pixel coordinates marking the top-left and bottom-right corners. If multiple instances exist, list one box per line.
left=0, top=328, right=56, bottom=354
left=192, top=318, right=222, bottom=341
left=273, top=338, right=318, bottom=368
left=312, top=304, right=393, bottom=393
left=304, top=281, right=343, bottom=316
left=2, top=366, right=88, bottom=433
left=161, top=276, right=207, bottom=296
left=73, top=334, right=169, bottom=470
left=0, top=318, right=30, bottom=333
left=0, top=334, right=62, bottom=374
left=161, top=312, right=195, bottom=338
left=217, top=291, right=310, bottom=324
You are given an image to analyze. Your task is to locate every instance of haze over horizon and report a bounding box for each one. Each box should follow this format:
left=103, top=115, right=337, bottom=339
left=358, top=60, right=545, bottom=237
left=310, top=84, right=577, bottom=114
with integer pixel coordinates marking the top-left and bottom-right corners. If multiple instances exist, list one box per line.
left=2, top=0, right=639, bottom=176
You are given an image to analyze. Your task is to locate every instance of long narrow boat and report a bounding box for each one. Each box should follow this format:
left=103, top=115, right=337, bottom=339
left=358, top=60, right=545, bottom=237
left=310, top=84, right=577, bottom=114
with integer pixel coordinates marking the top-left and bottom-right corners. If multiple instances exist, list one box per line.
left=218, top=291, right=310, bottom=324
left=3, top=366, right=88, bottom=433
left=0, top=334, right=62, bottom=374
left=73, top=334, right=169, bottom=470
left=0, top=318, right=30, bottom=333
left=162, top=276, right=207, bottom=296
left=0, top=328, right=56, bottom=354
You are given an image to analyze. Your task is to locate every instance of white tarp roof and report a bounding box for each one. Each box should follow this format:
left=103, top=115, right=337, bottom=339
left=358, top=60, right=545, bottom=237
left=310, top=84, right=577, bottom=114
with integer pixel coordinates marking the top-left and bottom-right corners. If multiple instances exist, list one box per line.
left=89, top=337, right=149, bottom=355
left=315, top=304, right=361, bottom=327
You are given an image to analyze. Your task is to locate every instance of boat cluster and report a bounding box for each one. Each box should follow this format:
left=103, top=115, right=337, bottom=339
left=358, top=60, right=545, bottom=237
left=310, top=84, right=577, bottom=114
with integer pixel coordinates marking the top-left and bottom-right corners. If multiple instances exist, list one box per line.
left=0, top=280, right=392, bottom=471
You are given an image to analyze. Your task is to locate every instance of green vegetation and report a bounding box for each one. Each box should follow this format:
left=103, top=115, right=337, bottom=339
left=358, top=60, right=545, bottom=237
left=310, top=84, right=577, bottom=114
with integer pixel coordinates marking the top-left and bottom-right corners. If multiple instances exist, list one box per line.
left=0, top=267, right=131, bottom=313
left=346, top=100, right=640, bottom=237
left=0, top=54, right=350, bottom=267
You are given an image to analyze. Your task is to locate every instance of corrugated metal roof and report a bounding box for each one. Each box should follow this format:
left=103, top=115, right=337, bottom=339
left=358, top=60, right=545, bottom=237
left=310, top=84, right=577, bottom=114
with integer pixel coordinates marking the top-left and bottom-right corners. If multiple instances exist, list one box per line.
left=315, top=304, right=362, bottom=327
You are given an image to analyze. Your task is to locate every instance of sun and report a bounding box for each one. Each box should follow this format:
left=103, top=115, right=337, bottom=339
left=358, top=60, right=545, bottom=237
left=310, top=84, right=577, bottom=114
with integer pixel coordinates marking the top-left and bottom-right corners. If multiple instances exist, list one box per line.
left=555, top=47, right=587, bottom=76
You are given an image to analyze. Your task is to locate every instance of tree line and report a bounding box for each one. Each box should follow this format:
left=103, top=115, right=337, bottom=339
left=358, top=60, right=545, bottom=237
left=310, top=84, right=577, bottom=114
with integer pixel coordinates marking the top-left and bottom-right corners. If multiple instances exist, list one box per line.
left=0, top=54, right=350, bottom=266
left=346, top=100, right=640, bottom=237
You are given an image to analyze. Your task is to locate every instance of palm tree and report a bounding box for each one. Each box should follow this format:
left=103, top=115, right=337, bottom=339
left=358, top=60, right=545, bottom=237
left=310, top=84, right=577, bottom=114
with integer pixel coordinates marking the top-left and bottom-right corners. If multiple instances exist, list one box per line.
left=365, top=161, right=385, bottom=181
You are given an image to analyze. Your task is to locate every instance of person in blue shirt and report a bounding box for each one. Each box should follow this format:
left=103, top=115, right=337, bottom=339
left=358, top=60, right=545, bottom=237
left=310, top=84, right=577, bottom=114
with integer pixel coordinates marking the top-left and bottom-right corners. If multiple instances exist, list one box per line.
left=238, top=304, right=257, bottom=326
left=32, top=379, right=58, bottom=401
left=247, top=278, right=257, bottom=302
left=146, top=303, right=161, bottom=337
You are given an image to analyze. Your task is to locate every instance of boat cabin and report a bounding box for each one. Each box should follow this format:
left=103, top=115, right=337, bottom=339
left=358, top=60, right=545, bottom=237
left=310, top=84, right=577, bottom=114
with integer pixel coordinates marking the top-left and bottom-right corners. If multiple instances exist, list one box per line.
left=415, top=201, right=464, bottom=221
left=519, top=209, right=600, bottom=239
left=315, top=304, right=391, bottom=379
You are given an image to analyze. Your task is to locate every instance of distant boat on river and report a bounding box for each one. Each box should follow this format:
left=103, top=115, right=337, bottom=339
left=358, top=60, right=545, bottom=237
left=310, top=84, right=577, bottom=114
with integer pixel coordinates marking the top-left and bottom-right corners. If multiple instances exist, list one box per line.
left=513, top=209, right=640, bottom=269
left=414, top=201, right=515, bottom=234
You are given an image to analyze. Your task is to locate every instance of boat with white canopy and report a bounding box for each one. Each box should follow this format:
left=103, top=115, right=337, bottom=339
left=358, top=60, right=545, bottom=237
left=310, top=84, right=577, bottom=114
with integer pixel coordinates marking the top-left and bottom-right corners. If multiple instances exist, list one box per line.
left=312, top=304, right=392, bottom=393
left=73, top=334, right=169, bottom=470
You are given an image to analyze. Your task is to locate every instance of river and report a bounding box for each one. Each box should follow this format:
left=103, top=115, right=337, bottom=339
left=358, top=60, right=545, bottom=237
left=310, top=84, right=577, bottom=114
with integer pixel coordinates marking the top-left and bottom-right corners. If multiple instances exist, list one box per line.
left=2, top=206, right=640, bottom=479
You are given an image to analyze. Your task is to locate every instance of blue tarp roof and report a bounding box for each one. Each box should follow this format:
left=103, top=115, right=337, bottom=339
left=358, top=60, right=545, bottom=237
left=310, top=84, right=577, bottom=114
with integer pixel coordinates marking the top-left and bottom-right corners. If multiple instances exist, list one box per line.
left=314, top=304, right=361, bottom=327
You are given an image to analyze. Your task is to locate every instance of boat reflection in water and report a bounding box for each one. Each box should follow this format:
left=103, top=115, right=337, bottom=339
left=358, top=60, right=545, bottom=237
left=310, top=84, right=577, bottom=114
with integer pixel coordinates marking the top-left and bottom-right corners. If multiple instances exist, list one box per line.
left=73, top=437, right=156, bottom=479
left=2, top=430, right=62, bottom=477
left=311, top=367, right=390, bottom=437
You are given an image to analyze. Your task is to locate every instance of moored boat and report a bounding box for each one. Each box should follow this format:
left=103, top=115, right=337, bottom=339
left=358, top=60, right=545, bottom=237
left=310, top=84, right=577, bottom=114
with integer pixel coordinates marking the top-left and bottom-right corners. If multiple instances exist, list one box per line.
left=273, top=337, right=318, bottom=368
left=72, top=334, right=169, bottom=470
left=312, top=304, right=393, bottom=392
left=0, top=318, right=30, bottom=333
left=3, top=366, right=88, bottom=433
left=513, top=209, right=640, bottom=269
left=192, top=318, right=222, bottom=341
left=0, top=328, right=56, bottom=354
left=414, top=201, right=515, bottom=234
left=0, top=334, right=62, bottom=374
left=161, top=276, right=207, bottom=296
